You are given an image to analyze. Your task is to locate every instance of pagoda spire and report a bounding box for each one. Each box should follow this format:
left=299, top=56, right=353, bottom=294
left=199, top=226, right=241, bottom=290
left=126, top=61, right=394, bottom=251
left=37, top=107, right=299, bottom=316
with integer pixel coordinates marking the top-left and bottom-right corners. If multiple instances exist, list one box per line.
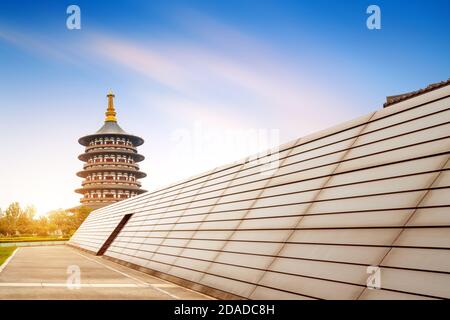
left=105, top=90, right=117, bottom=122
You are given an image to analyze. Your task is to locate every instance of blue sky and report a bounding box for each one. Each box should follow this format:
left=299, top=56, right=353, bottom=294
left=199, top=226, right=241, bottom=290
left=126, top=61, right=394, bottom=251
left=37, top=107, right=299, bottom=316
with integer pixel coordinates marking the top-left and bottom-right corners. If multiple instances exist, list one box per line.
left=0, top=0, right=449, bottom=214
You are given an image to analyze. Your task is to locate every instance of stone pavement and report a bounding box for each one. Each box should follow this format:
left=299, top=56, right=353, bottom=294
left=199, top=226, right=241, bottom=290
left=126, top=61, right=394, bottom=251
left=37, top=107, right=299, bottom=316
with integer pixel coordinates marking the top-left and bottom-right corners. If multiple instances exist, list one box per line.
left=0, top=245, right=212, bottom=300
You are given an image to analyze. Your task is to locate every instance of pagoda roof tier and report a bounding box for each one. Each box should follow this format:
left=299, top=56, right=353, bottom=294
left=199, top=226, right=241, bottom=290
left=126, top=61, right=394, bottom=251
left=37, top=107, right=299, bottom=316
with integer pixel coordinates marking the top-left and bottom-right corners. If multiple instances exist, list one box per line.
left=80, top=198, right=120, bottom=205
left=78, top=92, right=144, bottom=147
left=85, top=143, right=137, bottom=153
left=78, top=149, right=145, bottom=162
left=77, top=167, right=147, bottom=179
left=78, top=129, right=144, bottom=147
left=83, top=161, right=140, bottom=170
left=75, top=184, right=147, bottom=194
left=82, top=180, right=141, bottom=188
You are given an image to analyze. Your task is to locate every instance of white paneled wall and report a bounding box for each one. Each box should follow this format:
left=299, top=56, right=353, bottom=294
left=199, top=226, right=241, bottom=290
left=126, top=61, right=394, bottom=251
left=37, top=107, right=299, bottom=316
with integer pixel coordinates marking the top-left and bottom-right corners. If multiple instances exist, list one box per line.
left=70, top=84, right=450, bottom=299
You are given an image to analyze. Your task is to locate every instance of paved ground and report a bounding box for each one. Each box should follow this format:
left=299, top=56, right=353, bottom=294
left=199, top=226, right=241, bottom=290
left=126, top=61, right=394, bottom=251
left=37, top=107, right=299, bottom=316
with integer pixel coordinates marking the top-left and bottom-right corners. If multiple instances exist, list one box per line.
left=0, top=246, right=212, bottom=300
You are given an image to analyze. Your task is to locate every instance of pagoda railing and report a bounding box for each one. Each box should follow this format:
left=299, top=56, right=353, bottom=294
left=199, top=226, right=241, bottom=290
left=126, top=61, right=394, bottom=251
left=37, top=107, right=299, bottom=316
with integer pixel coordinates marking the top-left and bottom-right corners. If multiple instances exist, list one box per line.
left=85, top=143, right=137, bottom=152
left=83, top=161, right=139, bottom=169
left=80, top=197, right=127, bottom=203
left=81, top=179, right=142, bottom=187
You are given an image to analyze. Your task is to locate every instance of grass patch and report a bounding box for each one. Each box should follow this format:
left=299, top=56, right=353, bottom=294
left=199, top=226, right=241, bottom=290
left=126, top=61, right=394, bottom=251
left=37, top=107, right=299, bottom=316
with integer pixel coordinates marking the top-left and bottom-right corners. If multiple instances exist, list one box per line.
left=0, top=236, right=69, bottom=243
left=0, top=246, right=16, bottom=266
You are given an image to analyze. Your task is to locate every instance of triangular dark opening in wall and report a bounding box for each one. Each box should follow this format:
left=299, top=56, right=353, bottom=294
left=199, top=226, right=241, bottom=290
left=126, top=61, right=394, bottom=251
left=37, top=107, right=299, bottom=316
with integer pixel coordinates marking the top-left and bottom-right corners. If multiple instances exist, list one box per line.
left=97, top=213, right=133, bottom=256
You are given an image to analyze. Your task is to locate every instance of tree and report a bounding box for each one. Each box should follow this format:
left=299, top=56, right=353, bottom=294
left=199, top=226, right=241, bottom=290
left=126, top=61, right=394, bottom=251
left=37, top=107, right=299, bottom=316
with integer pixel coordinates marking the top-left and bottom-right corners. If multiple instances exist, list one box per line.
left=17, top=205, right=36, bottom=234
left=67, top=206, right=92, bottom=231
left=3, top=202, right=22, bottom=235
left=0, top=208, right=7, bottom=235
left=46, top=206, right=92, bottom=237
left=0, top=203, right=92, bottom=237
left=34, top=216, right=50, bottom=236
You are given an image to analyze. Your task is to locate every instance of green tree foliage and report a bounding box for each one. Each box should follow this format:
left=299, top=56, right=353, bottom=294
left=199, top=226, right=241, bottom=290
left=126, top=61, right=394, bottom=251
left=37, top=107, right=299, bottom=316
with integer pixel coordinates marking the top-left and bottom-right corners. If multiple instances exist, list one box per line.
left=0, top=208, right=7, bottom=235
left=0, top=203, right=92, bottom=237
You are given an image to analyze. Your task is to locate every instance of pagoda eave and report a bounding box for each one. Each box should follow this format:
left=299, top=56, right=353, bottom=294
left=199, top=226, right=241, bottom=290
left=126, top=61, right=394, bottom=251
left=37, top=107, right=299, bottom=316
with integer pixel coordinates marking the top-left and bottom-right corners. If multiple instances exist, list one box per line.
left=78, top=150, right=145, bottom=162
left=79, top=198, right=122, bottom=207
left=75, top=185, right=147, bottom=194
left=77, top=168, right=147, bottom=179
left=79, top=133, right=144, bottom=147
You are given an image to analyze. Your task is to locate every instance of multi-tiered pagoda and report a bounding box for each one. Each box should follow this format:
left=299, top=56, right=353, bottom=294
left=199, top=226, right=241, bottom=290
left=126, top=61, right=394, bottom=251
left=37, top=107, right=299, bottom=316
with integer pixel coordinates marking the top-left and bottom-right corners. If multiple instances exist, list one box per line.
left=75, top=91, right=147, bottom=208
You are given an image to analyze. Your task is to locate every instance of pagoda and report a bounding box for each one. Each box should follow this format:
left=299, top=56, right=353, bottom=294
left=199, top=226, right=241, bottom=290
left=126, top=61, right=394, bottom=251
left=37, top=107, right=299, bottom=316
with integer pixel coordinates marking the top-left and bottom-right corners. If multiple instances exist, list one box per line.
left=75, top=91, right=147, bottom=208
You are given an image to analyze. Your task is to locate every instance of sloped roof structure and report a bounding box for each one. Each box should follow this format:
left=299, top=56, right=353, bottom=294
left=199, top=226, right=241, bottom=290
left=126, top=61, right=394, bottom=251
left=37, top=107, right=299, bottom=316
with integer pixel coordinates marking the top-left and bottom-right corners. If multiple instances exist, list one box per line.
left=69, top=81, right=450, bottom=300
left=384, top=78, right=450, bottom=108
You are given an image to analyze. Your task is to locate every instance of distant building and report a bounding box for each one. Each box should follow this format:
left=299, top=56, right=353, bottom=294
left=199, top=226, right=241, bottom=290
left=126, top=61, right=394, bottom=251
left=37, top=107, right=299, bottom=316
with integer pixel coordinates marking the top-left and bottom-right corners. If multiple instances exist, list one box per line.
left=75, top=91, right=147, bottom=208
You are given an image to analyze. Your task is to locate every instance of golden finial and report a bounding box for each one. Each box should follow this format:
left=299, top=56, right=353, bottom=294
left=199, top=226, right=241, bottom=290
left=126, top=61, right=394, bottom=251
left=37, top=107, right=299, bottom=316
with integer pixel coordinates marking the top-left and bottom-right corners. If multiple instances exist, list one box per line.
left=105, top=90, right=117, bottom=122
